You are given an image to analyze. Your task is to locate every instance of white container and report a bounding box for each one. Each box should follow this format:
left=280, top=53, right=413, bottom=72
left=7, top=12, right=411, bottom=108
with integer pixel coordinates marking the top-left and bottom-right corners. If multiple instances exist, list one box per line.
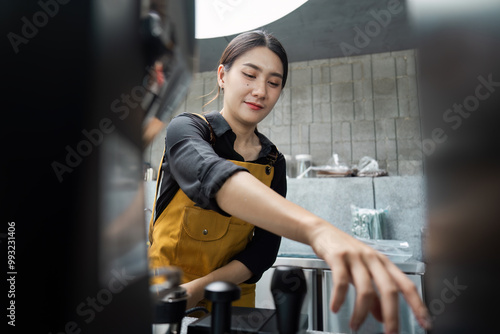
left=145, top=167, right=154, bottom=181
left=284, top=154, right=295, bottom=178
left=295, top=154, right=312, bottom=178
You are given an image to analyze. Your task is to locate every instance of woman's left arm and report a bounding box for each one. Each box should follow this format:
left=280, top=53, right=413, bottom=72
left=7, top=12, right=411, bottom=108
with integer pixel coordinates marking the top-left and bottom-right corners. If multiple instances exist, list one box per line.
left=181, top=260, right=252, bottom=309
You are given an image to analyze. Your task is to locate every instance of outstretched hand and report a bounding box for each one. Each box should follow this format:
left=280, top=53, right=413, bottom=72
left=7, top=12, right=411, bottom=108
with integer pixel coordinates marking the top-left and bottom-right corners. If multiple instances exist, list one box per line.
left=216, top=171, right=431, bottom=333
left=309, top=224, right=432, bottom=333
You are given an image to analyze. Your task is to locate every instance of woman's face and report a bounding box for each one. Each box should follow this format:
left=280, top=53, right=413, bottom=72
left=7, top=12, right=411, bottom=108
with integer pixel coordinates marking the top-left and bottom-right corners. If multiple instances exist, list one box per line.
left=218, top=46, right=284, bottom=126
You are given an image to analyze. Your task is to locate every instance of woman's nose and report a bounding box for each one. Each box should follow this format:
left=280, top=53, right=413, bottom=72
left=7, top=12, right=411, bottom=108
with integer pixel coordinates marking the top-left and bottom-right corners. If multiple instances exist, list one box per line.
left=251, top=80, right=266, bottom=98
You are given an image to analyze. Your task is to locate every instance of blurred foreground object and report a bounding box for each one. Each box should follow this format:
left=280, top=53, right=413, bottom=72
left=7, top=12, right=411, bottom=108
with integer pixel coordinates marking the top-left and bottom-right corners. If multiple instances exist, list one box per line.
left=410, top=1, right=500, bottom=332
left=3, top=0, right=195, bottom=332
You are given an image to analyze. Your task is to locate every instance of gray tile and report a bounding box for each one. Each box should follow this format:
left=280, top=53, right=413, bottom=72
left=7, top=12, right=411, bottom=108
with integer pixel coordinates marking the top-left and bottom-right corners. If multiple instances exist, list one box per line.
left=291, top=124, right=310, bottom=155
left=353, top=79, right=373, bottom=101
left=372, top=56, right=396, bottom=78
left=398, top=97, right=421, bottom=118
left=373, top=78, right=397, bottom=98
left=330, top=63, right=353, bottom=83
left=373, top=176, right=427, bottom=259
left=284, top=178, right=375, bottom=240
left=331, top=82, right=354, bottom=101
left=352, top=120, right=376, bottom=141
left=396, top=118, right=421, bottom=140
left=332, top=101, right=355, bottom=121
left=290, top=60, right=309, bottom=70
left=310, top=123, right=332, bottom=144
left=312, top=65, right=331, bottom=85
left=313, top=84, right=331, bottom=103
left=310, top=142, right=333, bottom=166
left=375, top=119, right=396, bottom=140
left=332, top=122, right=351, bottom=142
left=308, top=58, right=330, bottom=66
left=291, top=86, right=312, bottom=109
left=272, top=101, right=291, bottom=126
left=291, top=67, right=312, bottom=86
left=258, top=126, right=271, bottom=139
left=259, top=110, right=274, bottom=127
left=373, top=98, right=398, bottom=119
left=396, top=76, right=411, bottom=98
left=270, top=125, right=291, bottom=147
left=376, top=139, right=397, bottom=160
left=279, top=87, right=292, bottom=107
left=385, top=160, right=399, bottom=175
left=354, top=99, right=374, bottom=121
left=352, top=62, right=364, bottom=80
left=352, top=140, right=377, bottom=161
left=397, top=138, right=424, bottom=160
left=398, top=160, right=424, bottom=176
left=395, top=56, right=407, bottom=77
left=312, top=102, right=332, bottom=123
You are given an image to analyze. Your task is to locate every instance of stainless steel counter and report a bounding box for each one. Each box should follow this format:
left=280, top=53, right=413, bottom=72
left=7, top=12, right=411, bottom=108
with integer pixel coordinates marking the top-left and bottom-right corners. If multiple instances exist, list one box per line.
left=256, top=256, right=426, bottom=333
left=273, top=256, right=426, bottom=275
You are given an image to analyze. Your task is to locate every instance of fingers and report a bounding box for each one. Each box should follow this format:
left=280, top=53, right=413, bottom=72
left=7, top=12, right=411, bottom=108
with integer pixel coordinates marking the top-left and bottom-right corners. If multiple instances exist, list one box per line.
left=367, top=254, right=432, bottom=332
left=348, top=260, right=378, bottom=331
left=329, top=249, right=431, bottom=334
left=384, top=260, right=432, bottom=330
left=364, top=253, right=400, bottom=333
left=318, top=227, right=431, bottom=333
left=330, top=252, right=383, bottom=331
left=330, top=258, right=350, bottom=313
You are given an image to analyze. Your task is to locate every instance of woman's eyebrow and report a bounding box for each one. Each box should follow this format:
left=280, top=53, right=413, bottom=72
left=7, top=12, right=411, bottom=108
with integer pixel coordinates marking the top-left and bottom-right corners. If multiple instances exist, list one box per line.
left=242, top=62, right=283, bottom=79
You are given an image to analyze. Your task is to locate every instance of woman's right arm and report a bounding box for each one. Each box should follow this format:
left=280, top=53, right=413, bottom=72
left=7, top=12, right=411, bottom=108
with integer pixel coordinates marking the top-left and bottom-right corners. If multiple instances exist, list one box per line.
left=215, top=170, right=431, bottom=334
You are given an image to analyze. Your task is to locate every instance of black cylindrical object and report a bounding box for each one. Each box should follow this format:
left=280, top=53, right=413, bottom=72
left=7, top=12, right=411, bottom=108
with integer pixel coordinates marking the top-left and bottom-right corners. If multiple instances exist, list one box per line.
left=205, top=281, right=241, bottom=334
left=150, top=266, right=188, bottom=334
left=271, top=266, right=307, bottom=334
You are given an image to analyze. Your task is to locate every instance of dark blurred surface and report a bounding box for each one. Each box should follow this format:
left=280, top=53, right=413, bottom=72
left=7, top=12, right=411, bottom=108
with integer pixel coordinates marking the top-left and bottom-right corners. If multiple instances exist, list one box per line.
left=414, top=3, right=500, bottom=333
left=2, top=1, right=194, bottom=333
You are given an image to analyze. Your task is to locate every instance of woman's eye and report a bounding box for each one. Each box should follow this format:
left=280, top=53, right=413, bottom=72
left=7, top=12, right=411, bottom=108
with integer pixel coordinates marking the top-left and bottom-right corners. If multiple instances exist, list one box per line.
left=243, top=72, right=255, bottom=78
left=269, top=82, right=280, bottom=87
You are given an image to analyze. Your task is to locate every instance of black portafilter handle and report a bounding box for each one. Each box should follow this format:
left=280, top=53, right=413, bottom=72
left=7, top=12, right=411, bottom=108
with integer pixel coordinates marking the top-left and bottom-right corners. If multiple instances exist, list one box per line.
left=271, top=266, right=307, bottom=334
left=205, top=281, right=241, bottom=334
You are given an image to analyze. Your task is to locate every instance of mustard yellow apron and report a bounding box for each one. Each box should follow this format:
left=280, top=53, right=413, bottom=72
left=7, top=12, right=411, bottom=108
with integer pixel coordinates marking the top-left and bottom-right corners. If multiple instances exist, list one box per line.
left=148, top=159, right=274, bottom=309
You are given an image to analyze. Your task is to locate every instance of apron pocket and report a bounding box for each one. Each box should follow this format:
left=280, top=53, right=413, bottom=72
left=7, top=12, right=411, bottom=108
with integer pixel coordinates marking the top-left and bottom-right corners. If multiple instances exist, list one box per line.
left=176, top=206, right=252, bottom=277
left=182, top=206, right=230, bottom=241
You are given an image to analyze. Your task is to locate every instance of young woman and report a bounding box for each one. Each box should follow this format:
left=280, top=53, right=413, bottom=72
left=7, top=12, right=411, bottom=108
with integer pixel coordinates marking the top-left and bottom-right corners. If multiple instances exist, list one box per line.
left=148, top=30, right=431, bottom=333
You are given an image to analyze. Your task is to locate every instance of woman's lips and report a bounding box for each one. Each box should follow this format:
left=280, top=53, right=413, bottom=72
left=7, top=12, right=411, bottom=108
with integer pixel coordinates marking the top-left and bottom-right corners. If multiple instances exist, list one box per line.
left=245, top=102, right=263, bottom=110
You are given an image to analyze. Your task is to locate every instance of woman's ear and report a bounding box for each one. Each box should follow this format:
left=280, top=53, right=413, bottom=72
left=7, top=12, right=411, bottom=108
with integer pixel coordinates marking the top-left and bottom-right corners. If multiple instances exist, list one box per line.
left=217, top=64, right=225, bottom=90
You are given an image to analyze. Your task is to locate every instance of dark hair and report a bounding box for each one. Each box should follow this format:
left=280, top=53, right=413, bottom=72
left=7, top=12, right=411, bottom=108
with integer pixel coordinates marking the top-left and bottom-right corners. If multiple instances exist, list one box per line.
left=204, top=30, right=288, bottom=107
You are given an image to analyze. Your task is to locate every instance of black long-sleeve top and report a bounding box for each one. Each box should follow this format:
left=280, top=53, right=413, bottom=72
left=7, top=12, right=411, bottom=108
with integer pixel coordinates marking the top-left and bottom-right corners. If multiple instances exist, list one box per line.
left=152, top=110, right=286, bottom=283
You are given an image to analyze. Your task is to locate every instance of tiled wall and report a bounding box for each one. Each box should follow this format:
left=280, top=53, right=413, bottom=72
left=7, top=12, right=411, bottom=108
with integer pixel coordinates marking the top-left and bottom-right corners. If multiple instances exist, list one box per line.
left=277, top=176, right=427, bottom=262
left=144, top=49, right=423, bottom=176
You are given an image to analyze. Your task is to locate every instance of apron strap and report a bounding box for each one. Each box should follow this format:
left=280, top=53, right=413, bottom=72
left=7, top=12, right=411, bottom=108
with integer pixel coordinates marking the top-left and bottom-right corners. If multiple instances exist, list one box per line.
left=192, top=113, right=216, bottom=146
left=148, top=146, right=165, bottom=235
left=150, top=113, right=215, bottom=228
